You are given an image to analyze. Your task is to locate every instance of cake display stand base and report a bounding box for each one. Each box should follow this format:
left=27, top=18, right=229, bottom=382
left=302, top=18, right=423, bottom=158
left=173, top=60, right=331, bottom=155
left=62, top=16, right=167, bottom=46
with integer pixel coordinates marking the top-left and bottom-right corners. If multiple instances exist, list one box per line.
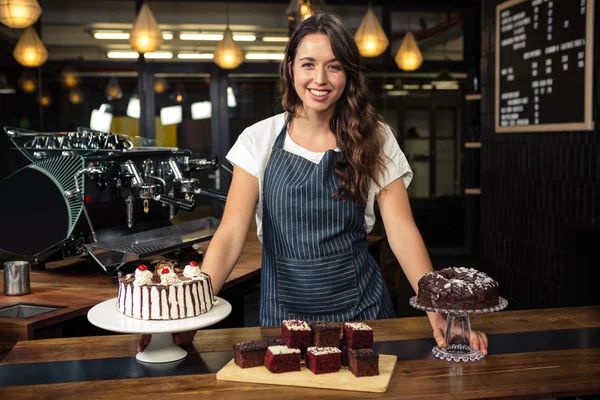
left=409, top=297, right=508, bottom=362
left=88, top=297, right=232, bottom=364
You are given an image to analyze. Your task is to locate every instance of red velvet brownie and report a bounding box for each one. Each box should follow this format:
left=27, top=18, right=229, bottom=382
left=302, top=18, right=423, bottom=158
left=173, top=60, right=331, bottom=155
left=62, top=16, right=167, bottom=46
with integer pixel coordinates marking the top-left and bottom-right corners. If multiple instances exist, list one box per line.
left=306, top=347, right=342, bottom=375
left=233, top=340, right=269, bottom=368
left=347, top=348, right=379, bottom=377
left=343, top=322, right=374, bottom=349
left=309, top=320, right=341, bottom=348
left=264, top=345, right=301, bottom=373
left=282, top=320, right=312, bottom=349
left=266, top=335, right=284, bottom=346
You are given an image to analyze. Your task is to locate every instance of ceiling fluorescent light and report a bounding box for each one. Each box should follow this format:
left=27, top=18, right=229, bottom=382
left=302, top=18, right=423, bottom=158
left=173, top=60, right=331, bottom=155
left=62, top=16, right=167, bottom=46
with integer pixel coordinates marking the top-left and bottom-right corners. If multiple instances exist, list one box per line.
left=107, top=51, right=140, bottom=59
left=232, top=35, right=256, bottom=41
left=262, top=36, right=289, bottom=42
left=382, top=84, right=394, bottom=90
left=144, top=51, right=173, bottom=59
left=162, top=32, right=173, bottom=40
left=245, top=53, right=284, bottom=60
left=403, top=84, right=420, bottom=90
left=94, top=32, right=130, bottom=40
left=180, top=33, right=223, bottom=41
left=177, top=53, right=214, bottom=59
left=388, top=90, right=409, bottom=96
left=421, top=84, right=433, bottom=90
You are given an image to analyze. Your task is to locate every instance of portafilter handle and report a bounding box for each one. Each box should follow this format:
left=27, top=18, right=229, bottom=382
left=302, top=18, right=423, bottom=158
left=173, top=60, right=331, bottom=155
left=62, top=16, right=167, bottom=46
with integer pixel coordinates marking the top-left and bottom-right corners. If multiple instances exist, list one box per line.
left=194, top=188, right=227, bottom=203
left=153, top=195, right=196, bottom=211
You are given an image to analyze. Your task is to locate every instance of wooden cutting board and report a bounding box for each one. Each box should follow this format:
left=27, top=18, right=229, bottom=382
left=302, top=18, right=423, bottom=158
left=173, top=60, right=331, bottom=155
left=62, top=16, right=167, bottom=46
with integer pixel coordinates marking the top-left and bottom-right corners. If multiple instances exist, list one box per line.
left=216, top=354, right=397, bottom=393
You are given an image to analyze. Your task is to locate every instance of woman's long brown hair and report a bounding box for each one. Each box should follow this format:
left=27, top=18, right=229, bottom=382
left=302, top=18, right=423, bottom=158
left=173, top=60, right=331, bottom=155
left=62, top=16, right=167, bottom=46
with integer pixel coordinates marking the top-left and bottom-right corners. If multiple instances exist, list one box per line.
left=280, top=12, right=387, bottom=204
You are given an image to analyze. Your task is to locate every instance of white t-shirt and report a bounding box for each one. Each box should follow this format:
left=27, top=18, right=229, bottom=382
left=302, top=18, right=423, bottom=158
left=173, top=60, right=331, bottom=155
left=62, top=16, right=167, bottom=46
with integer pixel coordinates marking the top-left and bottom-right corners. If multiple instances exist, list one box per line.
left=226, top=113, right=413, bottom=242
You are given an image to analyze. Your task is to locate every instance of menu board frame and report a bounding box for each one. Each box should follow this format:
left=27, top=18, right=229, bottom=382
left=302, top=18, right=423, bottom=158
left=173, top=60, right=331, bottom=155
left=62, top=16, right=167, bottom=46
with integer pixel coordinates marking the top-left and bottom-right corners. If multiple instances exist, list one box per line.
left=495, top=0, right=595, bottom=133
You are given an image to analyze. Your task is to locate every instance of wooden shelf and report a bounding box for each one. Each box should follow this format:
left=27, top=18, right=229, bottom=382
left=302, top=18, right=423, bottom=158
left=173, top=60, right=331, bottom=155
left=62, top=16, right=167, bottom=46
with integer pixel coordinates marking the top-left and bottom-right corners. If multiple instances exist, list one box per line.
left=465, top=93, right=482, bottom=101
left=465, top=142, right=482, bottom=148
left=464, top=187, right=481, bottom=195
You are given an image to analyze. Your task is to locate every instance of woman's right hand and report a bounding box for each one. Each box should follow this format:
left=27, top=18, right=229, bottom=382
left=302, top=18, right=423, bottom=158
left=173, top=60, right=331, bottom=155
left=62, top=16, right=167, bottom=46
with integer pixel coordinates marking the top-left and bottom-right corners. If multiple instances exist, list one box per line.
left=137, top=330, right=197, bottom=353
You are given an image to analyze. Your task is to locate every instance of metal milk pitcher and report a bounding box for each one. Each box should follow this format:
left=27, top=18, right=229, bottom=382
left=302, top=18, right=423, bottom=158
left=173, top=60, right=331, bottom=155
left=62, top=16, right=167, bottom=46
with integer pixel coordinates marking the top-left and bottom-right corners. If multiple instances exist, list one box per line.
left=3, top=261, right=31, bottom=296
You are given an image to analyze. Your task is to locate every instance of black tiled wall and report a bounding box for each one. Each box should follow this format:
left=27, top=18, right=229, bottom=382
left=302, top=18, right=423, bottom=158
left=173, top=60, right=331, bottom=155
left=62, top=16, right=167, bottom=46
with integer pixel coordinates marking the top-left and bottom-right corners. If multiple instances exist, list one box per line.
left=480, top=0, right=600, bottom=309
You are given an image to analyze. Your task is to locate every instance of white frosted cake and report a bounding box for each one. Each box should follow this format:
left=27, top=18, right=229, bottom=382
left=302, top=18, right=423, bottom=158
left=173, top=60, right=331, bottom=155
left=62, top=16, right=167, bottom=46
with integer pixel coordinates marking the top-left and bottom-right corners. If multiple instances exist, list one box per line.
left=116, top=260, right=217, bottom=320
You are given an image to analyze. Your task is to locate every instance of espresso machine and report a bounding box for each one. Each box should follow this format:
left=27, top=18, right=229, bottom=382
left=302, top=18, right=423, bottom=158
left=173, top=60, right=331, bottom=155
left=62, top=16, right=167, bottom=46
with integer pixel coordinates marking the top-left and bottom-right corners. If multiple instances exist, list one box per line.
left=0, top=126, right=228, bottom=274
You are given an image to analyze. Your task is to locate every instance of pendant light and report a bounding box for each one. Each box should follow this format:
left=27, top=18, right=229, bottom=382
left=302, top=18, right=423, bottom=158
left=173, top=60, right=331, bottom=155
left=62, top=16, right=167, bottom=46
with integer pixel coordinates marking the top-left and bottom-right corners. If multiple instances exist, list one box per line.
left=68, top=88, right=84, bottom=104
left=170, top=83, right=187, bottom=103
left=0, top=0, right=41, bottom=29
left=129, top=2, right=163, bottom=54
left=105, top=77, right=122, bottom=100
left=213, top=3, right=243, bottom=70
left=394, top=31, right=422, bottom=71
left=354, top=6, right=388, bottom=58
left=61, top=67, right=80, bottom=88
left=37, top=89, right=51, bottom=107
left=154, top=77, right=169, bottom=94
left=18, top=68, right=36, bottom=93
left=297, top=0, right=312, bottom=21
left=12, top=26, right=48, bottom=67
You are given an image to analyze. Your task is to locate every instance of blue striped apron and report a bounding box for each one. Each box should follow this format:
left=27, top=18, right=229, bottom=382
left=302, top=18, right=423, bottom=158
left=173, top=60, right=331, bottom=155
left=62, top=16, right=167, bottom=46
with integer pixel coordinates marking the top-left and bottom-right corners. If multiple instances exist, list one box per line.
left=260, top=114, right=395, bottom=326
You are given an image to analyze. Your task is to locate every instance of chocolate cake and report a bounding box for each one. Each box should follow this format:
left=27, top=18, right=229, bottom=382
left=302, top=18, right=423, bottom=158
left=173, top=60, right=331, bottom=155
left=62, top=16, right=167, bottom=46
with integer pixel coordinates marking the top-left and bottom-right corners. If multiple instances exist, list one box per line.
left=306, top=347, right=342, bottom=375
left=266, top=336, right=284, bottom=346
left=347, top=348, right=379, bottom=377
left=281, top=320, right=312, bottom=349
left=309, top=320, right=341, bottom=348
left=116, top=260, right=216, bottom=320
left=264, top=345, right=301, bottom=373
left=416, top=267, right=499, bottom=310
left=233, top=340, right=269, bottom=368
left=343, top=322, right=374, bottom=349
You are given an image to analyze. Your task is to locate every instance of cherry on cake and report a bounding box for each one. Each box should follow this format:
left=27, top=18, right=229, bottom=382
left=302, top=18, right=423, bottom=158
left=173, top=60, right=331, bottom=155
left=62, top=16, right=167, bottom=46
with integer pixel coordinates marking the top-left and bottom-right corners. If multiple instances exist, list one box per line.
left=416, top=267, right=499, bottom=310
left=309, top=320, right=341, bottom=348
left=116, top=260, right=217, bottom=320
left=281, top=320, right=312, bottom=349
left=343, top=322, right=374, bottom=349
left=348, top=348, right=379, bottom=377
left=306, top=347, right=342, bottom=374
left=264, top=345, right=301, bottom=373
left=233, top=340, right=269, bottom=368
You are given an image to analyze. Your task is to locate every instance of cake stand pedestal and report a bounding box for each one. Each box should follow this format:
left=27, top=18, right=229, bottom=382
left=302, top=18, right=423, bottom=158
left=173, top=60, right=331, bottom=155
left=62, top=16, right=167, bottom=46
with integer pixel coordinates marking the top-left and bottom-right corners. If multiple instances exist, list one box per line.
left=409, top=296, right=508, bottom=362
left=88, top=297, right=232, bottom=364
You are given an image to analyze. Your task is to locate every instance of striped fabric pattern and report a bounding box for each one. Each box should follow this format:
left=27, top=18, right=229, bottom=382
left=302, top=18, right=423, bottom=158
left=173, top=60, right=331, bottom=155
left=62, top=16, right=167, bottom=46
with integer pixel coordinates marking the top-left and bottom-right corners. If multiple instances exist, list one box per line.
left=260, top=116, right=395, bottom=326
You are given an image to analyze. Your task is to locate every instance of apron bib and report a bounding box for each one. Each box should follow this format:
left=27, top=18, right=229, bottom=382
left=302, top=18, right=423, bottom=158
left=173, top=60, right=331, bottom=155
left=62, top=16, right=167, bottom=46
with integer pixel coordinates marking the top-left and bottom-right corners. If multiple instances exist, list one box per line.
left=259, top=114, right=394, bottom=325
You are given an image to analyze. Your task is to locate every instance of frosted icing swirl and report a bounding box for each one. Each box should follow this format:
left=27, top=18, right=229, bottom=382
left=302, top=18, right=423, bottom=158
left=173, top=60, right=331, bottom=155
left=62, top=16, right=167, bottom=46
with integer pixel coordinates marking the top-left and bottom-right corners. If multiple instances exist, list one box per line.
left=183, top=264, right=201, bottom=278
left=134, top=269, right=153, bottom=286
left=160, top=269, right=180, bottom=285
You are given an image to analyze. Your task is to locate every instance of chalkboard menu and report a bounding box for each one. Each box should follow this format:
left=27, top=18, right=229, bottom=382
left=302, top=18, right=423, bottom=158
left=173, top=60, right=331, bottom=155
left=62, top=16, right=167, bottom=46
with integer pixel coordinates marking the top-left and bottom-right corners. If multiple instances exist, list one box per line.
left=495, top=0, right=595, bottom=132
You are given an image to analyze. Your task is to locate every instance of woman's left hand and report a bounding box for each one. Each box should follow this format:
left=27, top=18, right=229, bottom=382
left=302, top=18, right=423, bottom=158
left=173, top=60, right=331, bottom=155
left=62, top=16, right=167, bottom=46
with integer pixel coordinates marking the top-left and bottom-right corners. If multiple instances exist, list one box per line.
left=432, top=326, right=489, bottom=355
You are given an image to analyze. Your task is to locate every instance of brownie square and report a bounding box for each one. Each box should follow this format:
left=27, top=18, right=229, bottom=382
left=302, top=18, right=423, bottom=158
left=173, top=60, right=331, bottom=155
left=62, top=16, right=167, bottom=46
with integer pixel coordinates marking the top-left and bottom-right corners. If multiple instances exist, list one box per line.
left=309, top=320, right=341, bottom=348
left=306, top=347, right=342, bottom=374
left=266, top=335, right=283, bottom=346
left=343, top=322, right=374, bottom=349
left=264, top=345, right=301, bottom=373
left=282, top=320, right=312, bottom=349
left=348, top=348, right=379, bottom=377
left=233, top=340, right=269, bottom=368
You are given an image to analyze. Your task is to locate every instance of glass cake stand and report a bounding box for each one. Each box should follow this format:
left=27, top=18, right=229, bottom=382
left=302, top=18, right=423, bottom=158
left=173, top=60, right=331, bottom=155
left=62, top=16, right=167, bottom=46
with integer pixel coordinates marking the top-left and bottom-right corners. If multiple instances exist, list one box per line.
left=409, top=296, right=508, bottom=362
left=88, top=297, right=231, bottom=363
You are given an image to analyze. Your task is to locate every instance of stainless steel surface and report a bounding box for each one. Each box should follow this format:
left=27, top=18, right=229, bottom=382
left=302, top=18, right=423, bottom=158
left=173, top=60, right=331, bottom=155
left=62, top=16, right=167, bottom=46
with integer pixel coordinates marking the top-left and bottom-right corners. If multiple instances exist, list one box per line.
left=3, top=261, right=31, bottom=296
left=0, top=303, right=65, bottom=319
left=85, top=217, right=220, bottom=273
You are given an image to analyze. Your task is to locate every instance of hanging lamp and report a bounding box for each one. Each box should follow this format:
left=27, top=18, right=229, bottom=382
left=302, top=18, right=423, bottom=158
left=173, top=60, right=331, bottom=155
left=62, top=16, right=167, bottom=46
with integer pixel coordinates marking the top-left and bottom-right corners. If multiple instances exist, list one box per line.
left=37, top=90, right=51, bottom=107
left=105, top=77, right=122, bottom=100
left=213, top=3, right=243, bottom=70
left=154, top=77, right=169, bottom=94
left=61, top=67, right=80, bottom=88
left=129, top=2, right=163, bottom=53
left=18, top=69, right=36, bottom=93
left=68, top=88, right=84, bottom=104
left=0, top=0, right=41, bottom=29
left=12, top=26, right=48, bottom=67
left=297, top=0, right=312, bottom=21
left=354, top=6, right=388, bottom=58
left=170, top=83, right=187, bottom=103
left=394, top=31, right=422, bottom=71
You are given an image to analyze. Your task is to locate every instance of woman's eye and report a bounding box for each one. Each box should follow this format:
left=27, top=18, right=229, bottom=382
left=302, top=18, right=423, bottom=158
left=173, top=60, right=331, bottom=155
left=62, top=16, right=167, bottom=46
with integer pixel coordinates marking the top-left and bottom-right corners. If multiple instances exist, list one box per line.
left=301, top=62, right=314, bottom=68
left=329, top=65, right=342, bottom=71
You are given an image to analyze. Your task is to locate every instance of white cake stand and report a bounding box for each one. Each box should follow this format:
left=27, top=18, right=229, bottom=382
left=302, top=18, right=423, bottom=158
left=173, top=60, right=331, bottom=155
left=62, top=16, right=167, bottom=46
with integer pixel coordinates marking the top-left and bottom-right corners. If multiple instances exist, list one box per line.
left=88, top=297, right=232, bottom=364
left=410, top=296, right=508, bottom=362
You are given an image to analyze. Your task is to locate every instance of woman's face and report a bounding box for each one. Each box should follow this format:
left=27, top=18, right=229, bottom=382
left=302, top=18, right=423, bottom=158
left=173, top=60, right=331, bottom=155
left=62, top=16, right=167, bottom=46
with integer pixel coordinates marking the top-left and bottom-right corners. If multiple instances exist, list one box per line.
left=290, top=33, right=347, bottom=116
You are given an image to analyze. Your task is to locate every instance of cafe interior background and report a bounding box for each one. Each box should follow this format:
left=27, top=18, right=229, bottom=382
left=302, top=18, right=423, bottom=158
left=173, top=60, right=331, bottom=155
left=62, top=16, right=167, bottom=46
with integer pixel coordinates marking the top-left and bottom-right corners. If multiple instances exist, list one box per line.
left=0, top=0, right=598, bottom=328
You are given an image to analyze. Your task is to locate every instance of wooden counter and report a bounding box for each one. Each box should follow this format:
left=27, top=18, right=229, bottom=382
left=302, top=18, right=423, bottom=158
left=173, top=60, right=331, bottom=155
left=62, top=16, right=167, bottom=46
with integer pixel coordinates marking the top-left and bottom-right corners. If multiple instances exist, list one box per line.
left=0, top=231, right=263, bottom=356
left=1, top=306, right=599, bottom=398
